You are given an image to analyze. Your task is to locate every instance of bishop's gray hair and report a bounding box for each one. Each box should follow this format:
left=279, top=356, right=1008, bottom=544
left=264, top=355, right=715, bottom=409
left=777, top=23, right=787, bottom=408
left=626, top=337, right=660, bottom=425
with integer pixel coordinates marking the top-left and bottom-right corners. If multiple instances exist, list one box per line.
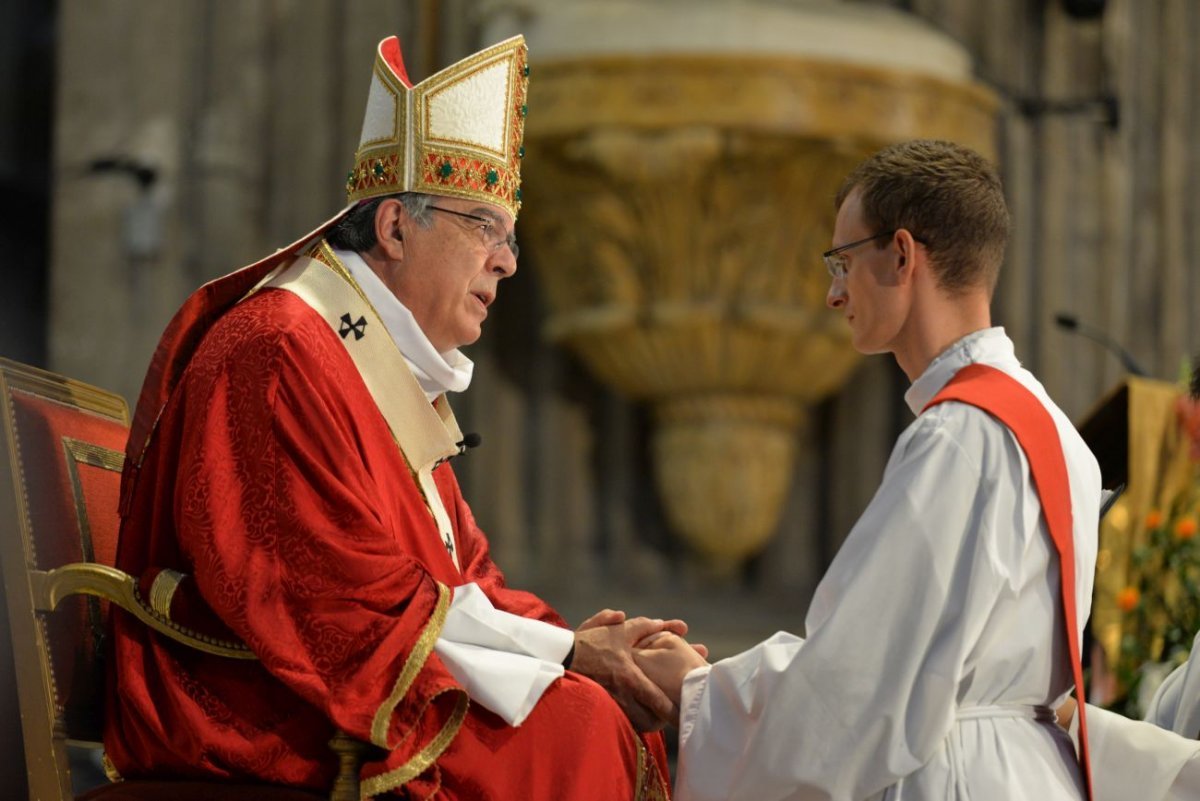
left=326, top=192, right=436, bottom=252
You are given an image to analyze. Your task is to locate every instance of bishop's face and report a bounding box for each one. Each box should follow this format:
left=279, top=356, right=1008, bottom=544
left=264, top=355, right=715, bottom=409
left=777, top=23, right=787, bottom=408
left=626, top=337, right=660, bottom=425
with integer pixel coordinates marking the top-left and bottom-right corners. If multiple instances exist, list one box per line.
left=390, top=197, right=518, bottom=353
left=825, top=189, right=909, bottom=356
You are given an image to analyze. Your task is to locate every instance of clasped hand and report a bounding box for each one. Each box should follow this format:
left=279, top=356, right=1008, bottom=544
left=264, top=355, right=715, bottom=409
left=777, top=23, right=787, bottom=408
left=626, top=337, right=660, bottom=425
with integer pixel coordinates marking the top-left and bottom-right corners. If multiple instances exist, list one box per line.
left=569, top=609, right=709, bottom=730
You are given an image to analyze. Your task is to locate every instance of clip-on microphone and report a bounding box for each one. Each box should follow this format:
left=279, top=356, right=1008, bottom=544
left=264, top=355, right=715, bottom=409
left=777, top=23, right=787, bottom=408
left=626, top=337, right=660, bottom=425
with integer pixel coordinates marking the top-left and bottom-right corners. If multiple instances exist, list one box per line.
left=455, top=432, right=482, bottom=456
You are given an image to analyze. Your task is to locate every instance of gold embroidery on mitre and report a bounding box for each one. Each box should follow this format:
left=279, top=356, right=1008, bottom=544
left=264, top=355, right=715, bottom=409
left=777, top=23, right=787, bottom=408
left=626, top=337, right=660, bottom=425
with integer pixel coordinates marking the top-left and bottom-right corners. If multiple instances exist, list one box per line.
left=347, top=35, right=528, bottom=219
left=358, top=59, right=404, bottom=152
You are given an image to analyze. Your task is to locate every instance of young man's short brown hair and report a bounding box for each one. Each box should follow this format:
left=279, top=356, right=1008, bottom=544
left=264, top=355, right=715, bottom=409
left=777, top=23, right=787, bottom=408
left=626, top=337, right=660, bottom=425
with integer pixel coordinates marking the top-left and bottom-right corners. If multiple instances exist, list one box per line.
left=835, top=140, right=1010, bottom=295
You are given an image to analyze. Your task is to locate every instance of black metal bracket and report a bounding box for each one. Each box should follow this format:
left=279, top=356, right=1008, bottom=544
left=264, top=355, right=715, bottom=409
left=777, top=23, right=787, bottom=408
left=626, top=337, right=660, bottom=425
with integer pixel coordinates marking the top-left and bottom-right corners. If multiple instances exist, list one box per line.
left=1014, top=94, right=1119, bottom=130
left=88, top=158, right=158, bottom=190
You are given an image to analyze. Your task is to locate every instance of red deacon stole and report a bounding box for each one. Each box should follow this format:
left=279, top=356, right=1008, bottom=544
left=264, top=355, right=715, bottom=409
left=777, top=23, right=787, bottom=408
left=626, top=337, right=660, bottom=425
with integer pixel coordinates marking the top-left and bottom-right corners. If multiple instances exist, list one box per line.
left=923, top=363, right=1093, bottom=801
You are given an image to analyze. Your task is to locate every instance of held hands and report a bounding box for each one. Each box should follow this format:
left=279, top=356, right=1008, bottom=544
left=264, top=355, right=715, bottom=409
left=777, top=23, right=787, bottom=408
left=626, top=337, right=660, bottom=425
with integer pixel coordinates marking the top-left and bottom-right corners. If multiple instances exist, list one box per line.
left=569, top=609, right=706, bottom=731
left=632, top=633, right=709, bottom=726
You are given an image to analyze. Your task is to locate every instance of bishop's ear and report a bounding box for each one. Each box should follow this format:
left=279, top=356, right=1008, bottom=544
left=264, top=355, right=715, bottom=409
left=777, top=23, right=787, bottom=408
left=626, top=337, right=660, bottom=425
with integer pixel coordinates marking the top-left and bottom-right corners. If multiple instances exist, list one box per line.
left=373, top=199, right=407, bottom=260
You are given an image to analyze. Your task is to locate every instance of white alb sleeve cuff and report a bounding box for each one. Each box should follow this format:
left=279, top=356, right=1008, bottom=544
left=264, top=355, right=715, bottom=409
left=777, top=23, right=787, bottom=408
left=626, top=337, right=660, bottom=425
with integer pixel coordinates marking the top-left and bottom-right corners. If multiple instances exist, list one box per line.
left=432, top=583, right=574, bottom=726
left=678, top=664, right=713, bottom=750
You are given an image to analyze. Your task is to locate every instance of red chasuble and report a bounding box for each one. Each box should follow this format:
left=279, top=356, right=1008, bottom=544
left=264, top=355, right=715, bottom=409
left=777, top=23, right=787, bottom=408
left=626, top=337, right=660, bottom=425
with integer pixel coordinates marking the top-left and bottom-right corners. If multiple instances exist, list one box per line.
left=925, top=363, right=1093, bottom=801
left=106, top=286, right=669, bottom=799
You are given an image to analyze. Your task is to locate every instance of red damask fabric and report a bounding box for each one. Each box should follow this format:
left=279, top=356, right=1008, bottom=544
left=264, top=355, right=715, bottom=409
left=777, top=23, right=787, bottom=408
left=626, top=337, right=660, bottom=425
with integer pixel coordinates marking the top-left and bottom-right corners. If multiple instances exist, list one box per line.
left=106, top=287, right=667, bottom=799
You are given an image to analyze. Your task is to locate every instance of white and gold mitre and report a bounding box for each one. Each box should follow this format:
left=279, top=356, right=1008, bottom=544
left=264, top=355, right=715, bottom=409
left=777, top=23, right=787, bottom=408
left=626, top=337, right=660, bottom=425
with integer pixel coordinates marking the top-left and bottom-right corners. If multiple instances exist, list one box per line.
left=345, top=35, right=529, bottom=219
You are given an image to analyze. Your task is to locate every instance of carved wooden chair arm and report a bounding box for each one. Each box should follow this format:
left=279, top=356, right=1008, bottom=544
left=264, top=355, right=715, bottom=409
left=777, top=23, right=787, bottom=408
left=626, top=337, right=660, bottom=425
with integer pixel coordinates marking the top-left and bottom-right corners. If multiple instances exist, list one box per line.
left=28, top=562, right=254, bottom=659
left=29, top=562, right=369, bottom=800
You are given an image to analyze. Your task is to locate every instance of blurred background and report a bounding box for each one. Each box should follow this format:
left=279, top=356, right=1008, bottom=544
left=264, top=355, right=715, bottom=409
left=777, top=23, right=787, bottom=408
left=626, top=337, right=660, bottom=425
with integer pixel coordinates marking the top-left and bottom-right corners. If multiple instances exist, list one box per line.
left=1, top=0, right=1198, bottom=692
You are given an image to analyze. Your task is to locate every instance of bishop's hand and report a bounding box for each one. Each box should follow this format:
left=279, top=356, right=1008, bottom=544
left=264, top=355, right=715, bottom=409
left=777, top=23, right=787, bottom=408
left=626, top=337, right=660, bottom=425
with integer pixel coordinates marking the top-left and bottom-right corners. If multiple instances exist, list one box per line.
left=568, top=609, right=689, bottom=732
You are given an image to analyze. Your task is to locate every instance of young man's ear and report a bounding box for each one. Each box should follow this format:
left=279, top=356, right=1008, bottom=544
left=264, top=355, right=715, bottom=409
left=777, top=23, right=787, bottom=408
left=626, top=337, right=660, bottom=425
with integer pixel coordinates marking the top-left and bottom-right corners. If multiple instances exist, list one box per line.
left=894, top=229, right=919, bottom=279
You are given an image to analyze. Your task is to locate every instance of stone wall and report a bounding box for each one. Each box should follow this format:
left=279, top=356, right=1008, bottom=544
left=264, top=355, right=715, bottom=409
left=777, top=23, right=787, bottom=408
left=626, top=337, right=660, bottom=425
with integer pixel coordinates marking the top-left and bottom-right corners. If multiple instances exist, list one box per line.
left=45, top=0, right=1200, bottom=655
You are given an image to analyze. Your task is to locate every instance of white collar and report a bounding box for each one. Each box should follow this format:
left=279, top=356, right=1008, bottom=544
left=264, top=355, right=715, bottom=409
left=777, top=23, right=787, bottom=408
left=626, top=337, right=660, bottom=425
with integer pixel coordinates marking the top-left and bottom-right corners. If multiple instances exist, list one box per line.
left=333, top=247, right=473, bottom=400
left=904, top=327, right=1018, bottom=415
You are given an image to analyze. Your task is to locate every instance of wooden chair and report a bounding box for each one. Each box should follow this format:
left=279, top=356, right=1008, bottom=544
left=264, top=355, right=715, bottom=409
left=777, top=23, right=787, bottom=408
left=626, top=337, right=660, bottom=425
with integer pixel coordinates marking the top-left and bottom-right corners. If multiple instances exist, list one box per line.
left=0, top=358, right=364, bottom=801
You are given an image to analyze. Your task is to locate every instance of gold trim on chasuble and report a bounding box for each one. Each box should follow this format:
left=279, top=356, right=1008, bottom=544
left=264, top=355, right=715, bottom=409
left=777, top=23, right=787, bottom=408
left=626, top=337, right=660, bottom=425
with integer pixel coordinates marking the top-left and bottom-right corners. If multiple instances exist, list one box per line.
left=361, top=581, right=468, bottom=799
left=262, top=244, right=470, bottom=795
left=271, top=241, right=465, bottom=570
left=635, top=736, right=670, bottom=801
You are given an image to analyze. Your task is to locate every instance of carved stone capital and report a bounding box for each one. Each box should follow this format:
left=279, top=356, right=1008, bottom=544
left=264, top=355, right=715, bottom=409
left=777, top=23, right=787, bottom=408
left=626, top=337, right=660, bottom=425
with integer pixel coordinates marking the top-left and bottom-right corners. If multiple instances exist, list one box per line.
left=519, top=51, right=996, bottom=563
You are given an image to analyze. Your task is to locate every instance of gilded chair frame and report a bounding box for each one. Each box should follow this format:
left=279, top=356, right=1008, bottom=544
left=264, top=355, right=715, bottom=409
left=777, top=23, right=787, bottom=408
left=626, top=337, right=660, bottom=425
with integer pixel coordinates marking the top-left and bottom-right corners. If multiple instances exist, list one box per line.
left=0, top=359, right=363, bottom=801
left=0, top=358, right=136, bottom=800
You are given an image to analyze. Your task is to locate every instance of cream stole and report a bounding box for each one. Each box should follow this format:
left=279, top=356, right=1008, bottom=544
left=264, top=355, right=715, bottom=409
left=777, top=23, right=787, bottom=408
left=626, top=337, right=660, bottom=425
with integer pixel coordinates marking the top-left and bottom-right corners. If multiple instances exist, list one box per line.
left=251, top=241, right=464, bottom=570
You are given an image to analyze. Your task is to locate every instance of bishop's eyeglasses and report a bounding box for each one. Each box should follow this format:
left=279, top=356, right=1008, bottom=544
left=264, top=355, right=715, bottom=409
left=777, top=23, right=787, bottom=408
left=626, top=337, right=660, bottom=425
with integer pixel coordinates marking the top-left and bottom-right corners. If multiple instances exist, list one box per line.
left=429, top=206, right=519, bottom=259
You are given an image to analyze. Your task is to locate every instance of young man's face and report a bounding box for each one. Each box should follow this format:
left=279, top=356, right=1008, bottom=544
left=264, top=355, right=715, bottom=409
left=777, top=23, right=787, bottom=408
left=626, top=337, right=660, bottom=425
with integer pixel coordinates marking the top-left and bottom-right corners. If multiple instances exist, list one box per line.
left=825, top=189, right=908, bottom=355
left=390, top=198, right=518, bottom=353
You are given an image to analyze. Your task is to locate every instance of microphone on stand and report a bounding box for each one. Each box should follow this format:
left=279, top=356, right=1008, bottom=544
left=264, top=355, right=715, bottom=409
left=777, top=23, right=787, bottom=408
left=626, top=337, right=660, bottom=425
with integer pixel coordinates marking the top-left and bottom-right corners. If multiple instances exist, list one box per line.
left=1054, top=313, right=1147, bottom=377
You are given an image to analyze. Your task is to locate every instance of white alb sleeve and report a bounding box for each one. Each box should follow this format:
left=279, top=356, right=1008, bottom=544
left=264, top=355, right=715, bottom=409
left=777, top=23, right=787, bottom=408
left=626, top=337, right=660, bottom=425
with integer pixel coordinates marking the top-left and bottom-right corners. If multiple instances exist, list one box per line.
left=433, top=583, right=574, bottom=726
left=1074, top=704, right=1200, bottom=801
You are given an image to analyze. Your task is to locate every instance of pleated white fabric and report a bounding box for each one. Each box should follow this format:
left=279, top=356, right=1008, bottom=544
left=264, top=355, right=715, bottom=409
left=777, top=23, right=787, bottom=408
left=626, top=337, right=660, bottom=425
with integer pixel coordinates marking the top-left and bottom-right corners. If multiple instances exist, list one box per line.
left=1076, top=704, right=1200, bottom=801
left=675, top=328, right=1101, bottom=800
left=1146, top=630, right=1200, bottom=740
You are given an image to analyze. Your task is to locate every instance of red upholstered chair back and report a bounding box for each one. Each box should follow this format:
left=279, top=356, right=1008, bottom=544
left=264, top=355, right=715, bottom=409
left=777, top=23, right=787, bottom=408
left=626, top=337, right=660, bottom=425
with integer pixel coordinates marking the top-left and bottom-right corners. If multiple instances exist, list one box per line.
left=0, top=360, right=336, bottom=801
left=0, top=358, right=129, bottom=801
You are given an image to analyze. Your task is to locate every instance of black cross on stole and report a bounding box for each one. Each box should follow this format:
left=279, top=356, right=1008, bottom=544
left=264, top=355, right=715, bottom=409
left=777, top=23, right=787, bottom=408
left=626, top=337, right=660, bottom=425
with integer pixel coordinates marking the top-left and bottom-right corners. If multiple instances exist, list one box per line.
left=339, top=313, right=367, bottom=341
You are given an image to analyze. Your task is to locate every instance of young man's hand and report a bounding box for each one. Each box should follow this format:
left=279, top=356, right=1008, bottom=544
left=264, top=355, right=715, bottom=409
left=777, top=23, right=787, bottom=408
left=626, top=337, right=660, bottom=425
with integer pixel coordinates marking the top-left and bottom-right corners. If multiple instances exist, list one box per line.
left=632, top=632, right=710, bottom=726
left=569, top=610, right=690, bottom=731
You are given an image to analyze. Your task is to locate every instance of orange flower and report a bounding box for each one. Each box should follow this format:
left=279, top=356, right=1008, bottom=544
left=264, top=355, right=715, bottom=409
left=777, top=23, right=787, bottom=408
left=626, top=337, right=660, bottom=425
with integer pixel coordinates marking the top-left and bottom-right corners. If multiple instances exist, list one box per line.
left=1116, top=586, right=1140, bottom=612
left=1175, top=517, right=1198, bottom=540
left=1145, top=509, right=1165, bottom=529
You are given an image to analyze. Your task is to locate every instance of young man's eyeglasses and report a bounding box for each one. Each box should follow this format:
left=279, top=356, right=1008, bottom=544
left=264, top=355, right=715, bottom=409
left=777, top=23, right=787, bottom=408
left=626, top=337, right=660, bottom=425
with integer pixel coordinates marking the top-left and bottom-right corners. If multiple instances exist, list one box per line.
left=822, top=231, right=896, bottom=279
left=429, top=206, right=519, bottom=259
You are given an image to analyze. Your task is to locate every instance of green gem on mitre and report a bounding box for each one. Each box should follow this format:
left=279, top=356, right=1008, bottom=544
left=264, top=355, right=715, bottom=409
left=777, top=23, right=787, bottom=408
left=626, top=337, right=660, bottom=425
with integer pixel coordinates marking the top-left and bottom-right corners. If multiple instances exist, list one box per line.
left=523, top=64, right=530, bottom=77
left=439, top=161, right=454, bottom=178
left=515, top=188, right=522, bottom=202
left=372, top=162, right=385, bottom=178
left=520, top=104, right=528, bottom=117
left=518, top=145, right=525, bottom=159
left=486, top=169, right=499, bottom=185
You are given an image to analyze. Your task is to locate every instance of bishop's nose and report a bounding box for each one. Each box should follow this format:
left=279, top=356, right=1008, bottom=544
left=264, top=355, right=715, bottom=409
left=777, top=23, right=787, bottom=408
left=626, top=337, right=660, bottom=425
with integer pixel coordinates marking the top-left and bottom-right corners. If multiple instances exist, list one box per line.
left=489, top=242, right=518, bottom=278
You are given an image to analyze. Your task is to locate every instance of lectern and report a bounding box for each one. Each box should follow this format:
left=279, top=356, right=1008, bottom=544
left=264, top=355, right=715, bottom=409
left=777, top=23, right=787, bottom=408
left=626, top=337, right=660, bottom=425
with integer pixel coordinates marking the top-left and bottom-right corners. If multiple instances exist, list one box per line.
left=1081, top=377, right=1192, bottom=682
